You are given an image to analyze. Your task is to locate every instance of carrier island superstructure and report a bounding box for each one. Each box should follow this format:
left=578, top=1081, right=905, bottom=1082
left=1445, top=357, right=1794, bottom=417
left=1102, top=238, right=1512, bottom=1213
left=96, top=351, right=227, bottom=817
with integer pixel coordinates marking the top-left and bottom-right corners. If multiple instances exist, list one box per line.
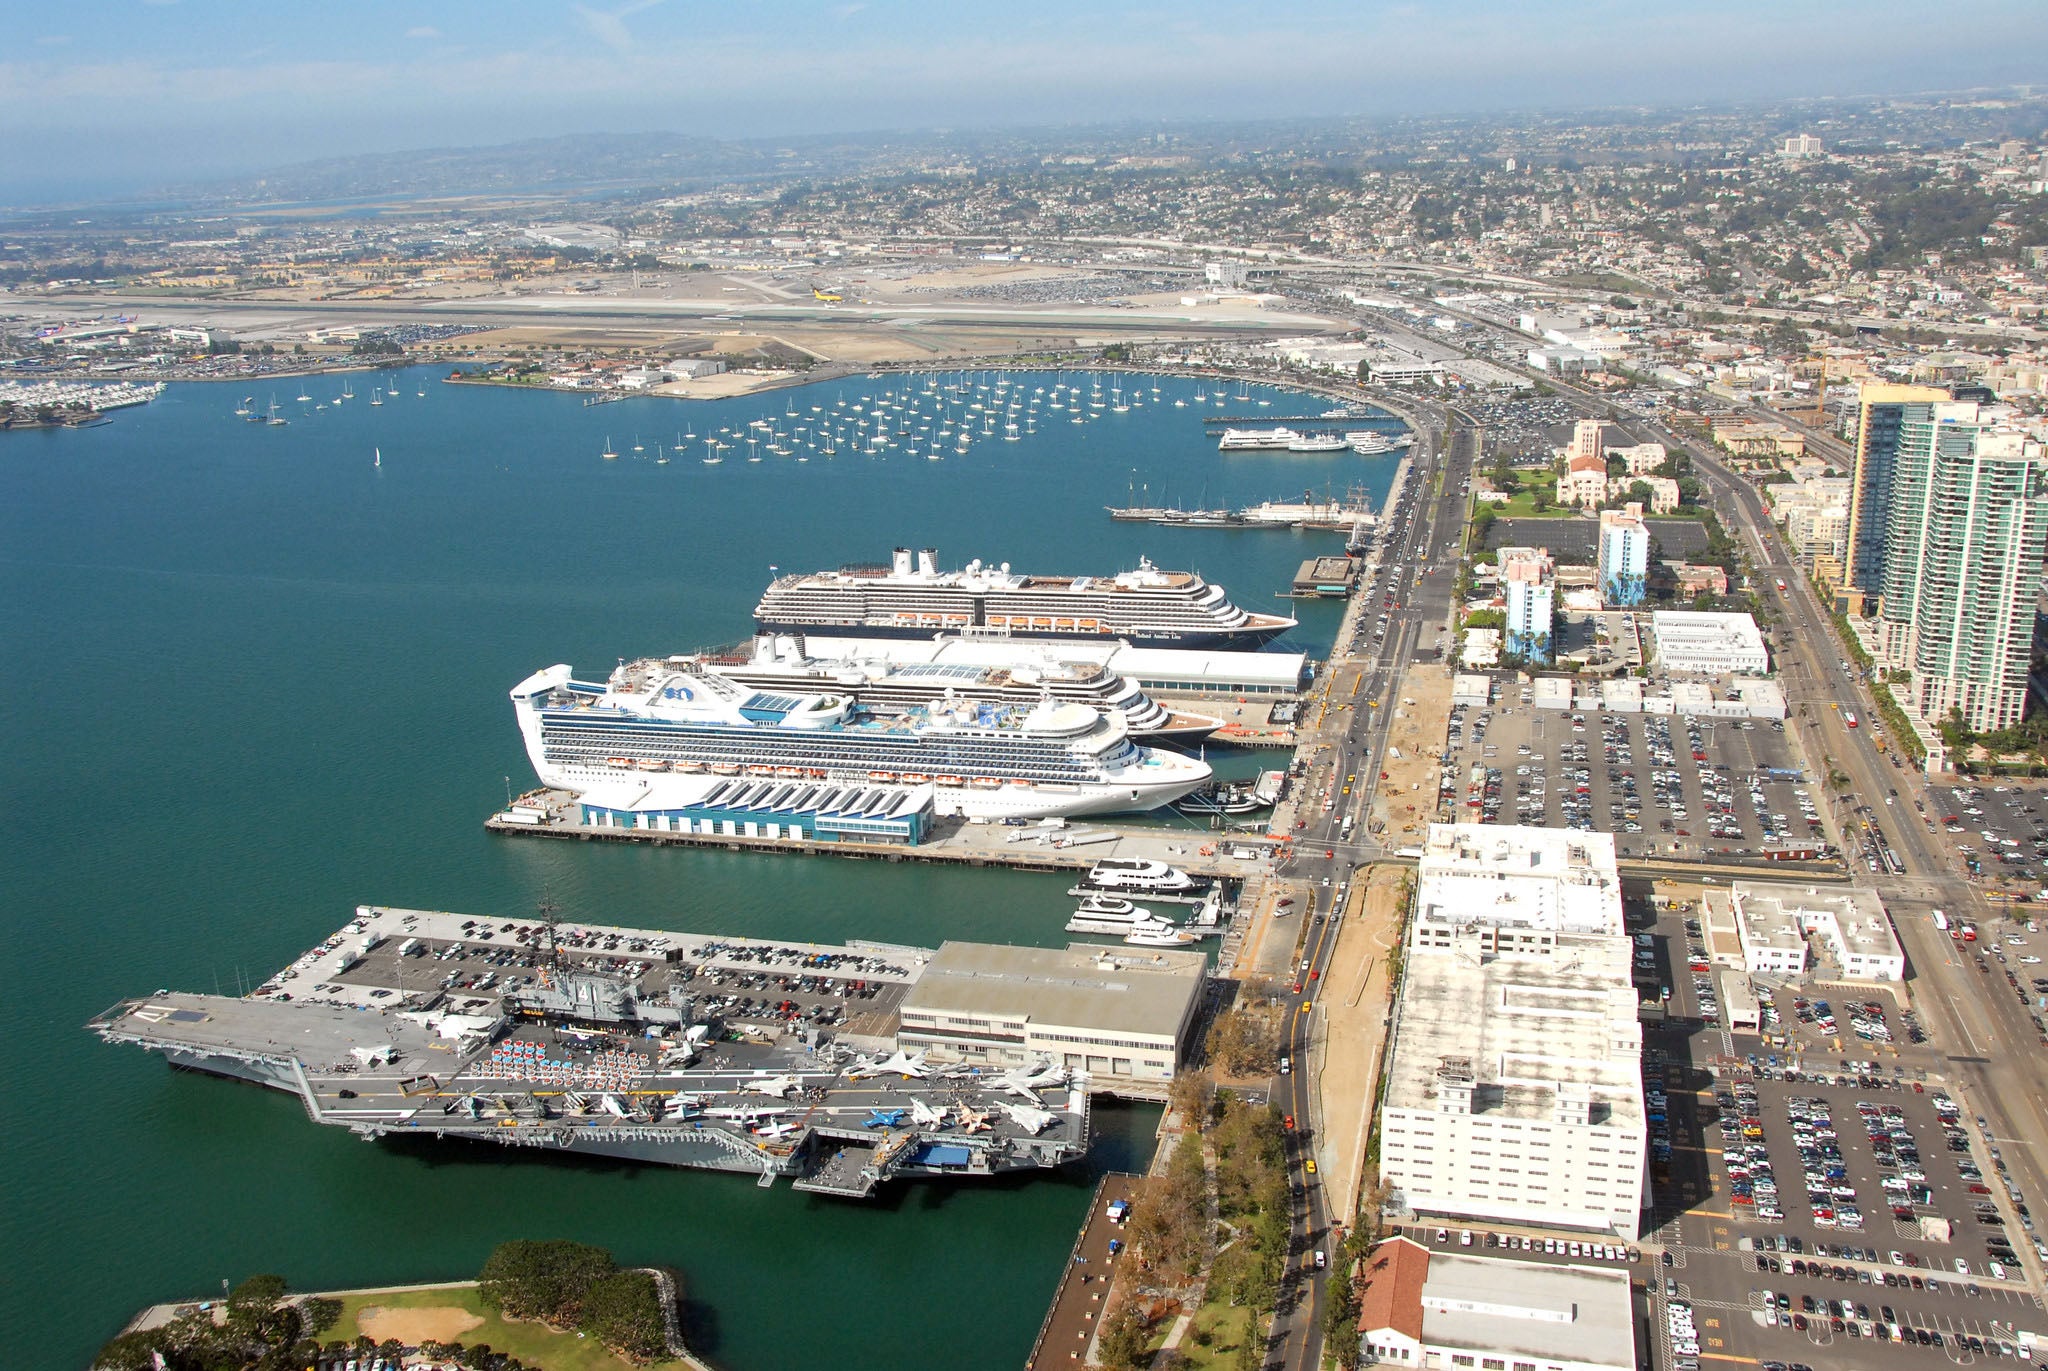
left=89, top=906, right=1140, bottom=1197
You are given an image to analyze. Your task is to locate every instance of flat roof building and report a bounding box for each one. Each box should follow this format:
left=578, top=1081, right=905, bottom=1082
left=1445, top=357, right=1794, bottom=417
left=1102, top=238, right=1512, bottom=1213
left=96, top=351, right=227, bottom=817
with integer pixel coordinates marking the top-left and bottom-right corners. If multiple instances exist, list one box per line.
left=1500, top=546, right=1556, bottom=663
left=897, top=941, right=1207, bottom=1085
left=1702, top=882, right=1904, bottom=983
left=1383, top=825, right=1645, bottom=1238
left=1415, top=823, right=1626, bottom=941
left=1597, top=504, right=1650, bottom=607
left=1649, top=610, right=1770, bottom=675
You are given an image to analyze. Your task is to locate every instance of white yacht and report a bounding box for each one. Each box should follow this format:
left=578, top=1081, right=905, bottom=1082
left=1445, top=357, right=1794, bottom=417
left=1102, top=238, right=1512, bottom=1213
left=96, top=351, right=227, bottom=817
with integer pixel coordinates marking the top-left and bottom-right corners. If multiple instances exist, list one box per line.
left=1085, top=859, right=1199, bottom=894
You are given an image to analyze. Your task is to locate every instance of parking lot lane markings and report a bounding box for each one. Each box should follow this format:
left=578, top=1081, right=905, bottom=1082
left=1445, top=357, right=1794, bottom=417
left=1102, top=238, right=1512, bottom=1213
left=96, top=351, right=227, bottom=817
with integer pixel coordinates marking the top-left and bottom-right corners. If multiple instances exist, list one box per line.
left=1697, top=1355, right=1759, bottom=1365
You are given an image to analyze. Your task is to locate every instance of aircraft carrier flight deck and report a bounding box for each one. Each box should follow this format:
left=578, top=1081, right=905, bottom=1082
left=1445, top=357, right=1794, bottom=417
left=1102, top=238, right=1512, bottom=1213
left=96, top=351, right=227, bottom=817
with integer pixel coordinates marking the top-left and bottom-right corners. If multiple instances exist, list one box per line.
left=90, top=906, right=1094, bottom=1197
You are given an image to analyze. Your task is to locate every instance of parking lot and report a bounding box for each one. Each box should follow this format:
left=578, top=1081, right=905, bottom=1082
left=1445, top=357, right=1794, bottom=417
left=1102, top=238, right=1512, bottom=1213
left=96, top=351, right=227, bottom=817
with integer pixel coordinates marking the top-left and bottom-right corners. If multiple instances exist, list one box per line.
left=1440, top=695, right=1838, bottom=863
left=318, top=921, right=911, bottom=1035
left=1625, top=888, right=2048, bottom=1371
left=1931, top=782, right=2048, bottom=889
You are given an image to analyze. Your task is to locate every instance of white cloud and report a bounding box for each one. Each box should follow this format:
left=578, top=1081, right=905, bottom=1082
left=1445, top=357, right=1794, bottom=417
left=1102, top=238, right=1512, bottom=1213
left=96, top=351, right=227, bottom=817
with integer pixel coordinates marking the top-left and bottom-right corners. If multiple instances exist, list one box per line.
left=406, top=26, right=440, bottom=40
left=573, top=0, right=666, bottom=55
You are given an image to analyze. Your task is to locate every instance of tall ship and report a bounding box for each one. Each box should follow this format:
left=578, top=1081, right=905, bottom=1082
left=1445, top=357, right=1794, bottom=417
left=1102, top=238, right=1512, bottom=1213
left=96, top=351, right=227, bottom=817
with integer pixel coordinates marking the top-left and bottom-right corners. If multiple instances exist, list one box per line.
left=511, top=659, right=1212, bottom=819
left=752, top=546, right=1295, bottom=649
left=699, top=635, right=1223, bottom=745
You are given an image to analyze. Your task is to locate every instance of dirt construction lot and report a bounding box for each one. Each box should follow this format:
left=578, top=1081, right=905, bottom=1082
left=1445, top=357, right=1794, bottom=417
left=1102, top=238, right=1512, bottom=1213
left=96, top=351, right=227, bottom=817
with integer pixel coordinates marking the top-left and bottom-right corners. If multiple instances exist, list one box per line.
left=1316, top=864, right=1408, bottom=1221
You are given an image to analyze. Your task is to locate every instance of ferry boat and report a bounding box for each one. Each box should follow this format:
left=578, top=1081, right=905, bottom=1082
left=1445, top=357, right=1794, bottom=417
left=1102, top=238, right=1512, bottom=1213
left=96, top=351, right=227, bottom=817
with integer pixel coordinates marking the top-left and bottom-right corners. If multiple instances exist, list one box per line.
left=753, top=546, right=1294, bottom=649
left=705, top=635, right=1223, bottom=745
left=1217, top=427, right=1300, bottom=451
left=1285, top=433, right=1347, bottom=453
left=1084, top=858, right=1199, bottom=894
left=511, top=661, right=1212, bottom=820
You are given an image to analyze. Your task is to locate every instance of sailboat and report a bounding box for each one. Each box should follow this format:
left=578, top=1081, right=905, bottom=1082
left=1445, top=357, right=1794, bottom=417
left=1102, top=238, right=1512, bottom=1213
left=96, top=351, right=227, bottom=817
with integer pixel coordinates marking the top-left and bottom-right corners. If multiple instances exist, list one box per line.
left=295, top=386, right=312, bottom=402
left=370, top=388, right=384, bottom=407
left=601, top=436, right=619, bottom=460
left=265, top=395, right=288, bottom=426
left=374, top=447, right=382, bottom=469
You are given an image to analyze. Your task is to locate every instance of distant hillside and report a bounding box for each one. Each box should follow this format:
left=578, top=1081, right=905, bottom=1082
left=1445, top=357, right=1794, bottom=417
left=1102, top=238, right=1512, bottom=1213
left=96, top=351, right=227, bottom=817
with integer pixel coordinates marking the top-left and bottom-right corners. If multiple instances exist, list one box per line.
left=159, top=130, right=918, bottom=206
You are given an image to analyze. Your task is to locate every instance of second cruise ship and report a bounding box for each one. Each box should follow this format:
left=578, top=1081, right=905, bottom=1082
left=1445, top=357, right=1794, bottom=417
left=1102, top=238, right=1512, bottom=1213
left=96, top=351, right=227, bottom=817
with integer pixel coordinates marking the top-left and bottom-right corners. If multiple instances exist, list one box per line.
left=511, top=660, right=1212, bottom=820
left=753, top=546, right=1295, bottom=648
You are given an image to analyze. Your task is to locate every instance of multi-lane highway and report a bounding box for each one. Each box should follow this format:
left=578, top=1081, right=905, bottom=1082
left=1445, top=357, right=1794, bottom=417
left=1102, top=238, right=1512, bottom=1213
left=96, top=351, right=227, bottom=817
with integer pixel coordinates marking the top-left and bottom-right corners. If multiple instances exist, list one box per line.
left=1261, top=403, right=1474, bottom=1371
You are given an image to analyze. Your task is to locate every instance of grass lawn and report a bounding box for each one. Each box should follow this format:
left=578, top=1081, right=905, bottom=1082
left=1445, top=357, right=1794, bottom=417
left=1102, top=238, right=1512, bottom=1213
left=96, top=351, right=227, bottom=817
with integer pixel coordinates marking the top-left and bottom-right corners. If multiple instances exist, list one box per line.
left=1486, top=488, right=1570, bottom=518
left=1174, top=1299, right=1262, bottom=1371
left=331, top=1285, right=675, bottom=1371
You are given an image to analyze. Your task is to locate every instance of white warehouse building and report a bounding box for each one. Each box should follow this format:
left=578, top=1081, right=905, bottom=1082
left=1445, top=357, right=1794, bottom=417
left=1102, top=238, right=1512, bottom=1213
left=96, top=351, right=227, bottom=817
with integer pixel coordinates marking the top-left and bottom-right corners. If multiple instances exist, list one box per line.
left=1649, top=611, right=1770, bottom=675
left=1380, top=825, right=1646, bottom=1239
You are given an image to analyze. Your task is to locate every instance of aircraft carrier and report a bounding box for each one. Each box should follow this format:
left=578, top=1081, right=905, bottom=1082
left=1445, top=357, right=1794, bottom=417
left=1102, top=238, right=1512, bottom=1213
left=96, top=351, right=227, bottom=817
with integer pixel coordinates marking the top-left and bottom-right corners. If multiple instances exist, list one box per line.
left=89, top=905, right=1091, bottom=1197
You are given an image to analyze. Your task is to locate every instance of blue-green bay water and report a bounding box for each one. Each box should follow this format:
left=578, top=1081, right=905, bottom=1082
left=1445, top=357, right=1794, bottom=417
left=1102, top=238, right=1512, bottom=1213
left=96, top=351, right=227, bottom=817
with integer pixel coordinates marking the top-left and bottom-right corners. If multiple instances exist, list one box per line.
left=0, top=366, right=1397, bottom=1369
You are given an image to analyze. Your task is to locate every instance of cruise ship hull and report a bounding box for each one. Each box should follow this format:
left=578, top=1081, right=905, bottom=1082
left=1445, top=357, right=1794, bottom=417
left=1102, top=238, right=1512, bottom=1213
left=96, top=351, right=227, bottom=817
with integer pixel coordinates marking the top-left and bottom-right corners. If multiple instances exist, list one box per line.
left=535, top=759, right=1206, bottom=821
left=749, top=618, right=1293, bottom=649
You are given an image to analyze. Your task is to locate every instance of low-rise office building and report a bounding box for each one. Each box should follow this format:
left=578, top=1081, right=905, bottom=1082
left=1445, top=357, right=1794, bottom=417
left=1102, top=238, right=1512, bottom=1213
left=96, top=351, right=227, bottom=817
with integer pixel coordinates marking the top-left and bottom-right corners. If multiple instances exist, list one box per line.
left=1649, top=611, right=1770, bottom=675
left=1703, top=882, right=1904, bottom=982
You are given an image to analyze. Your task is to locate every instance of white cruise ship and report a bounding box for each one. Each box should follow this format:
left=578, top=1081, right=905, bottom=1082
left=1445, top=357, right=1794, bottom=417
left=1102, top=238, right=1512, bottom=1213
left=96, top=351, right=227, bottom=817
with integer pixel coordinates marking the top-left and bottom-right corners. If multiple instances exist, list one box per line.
left=511, top=661, right=1211, bottom=820
left=753, top=547, right=1295, bottom=649
left=699, top=636, right=1222, bottom=745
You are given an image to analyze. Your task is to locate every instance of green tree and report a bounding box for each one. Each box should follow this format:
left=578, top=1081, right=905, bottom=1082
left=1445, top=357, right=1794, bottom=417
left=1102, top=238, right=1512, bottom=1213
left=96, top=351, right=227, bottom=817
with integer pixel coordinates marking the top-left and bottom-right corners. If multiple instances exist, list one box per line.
left=580, top=1270, right=668, bottom=1361
left=229, top=1273, right=288, bottom=1320
left=1323, top=1250, right=1362, bottom=1367
left=1097, top=1294, right=1150, bottom=1370
left=477, top=1239, right=619, bottom=1327
left=1530, top=486, right=1552, bottom=513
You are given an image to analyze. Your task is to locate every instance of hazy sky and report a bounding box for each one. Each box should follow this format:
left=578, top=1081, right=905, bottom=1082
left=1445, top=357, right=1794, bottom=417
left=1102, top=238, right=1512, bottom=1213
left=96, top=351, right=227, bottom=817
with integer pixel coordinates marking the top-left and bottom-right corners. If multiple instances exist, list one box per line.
left=5, top=0, right=2047, bottom=201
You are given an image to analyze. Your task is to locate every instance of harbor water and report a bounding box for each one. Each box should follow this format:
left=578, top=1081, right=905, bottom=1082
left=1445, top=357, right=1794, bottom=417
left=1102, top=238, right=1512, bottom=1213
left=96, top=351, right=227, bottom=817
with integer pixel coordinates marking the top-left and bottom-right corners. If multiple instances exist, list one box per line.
left=0, top=366, right=1399, bottom=1369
